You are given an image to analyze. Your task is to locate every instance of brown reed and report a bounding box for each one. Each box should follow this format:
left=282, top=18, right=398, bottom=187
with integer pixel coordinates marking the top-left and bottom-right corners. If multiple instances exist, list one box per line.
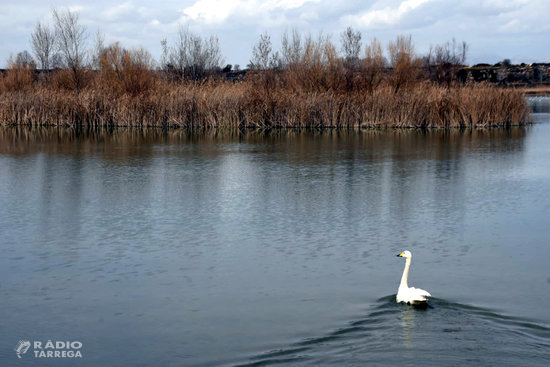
left=0, top=69, right=528, bottom=128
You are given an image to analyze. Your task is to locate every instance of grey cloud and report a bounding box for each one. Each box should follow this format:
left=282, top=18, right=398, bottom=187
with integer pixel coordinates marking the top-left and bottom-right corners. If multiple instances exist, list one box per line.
left=0, top=0, right=548, bottom=68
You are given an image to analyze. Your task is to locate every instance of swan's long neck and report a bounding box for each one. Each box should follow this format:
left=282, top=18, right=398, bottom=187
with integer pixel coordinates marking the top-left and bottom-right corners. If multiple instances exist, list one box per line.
left=400, top=257, right=411, bottom=288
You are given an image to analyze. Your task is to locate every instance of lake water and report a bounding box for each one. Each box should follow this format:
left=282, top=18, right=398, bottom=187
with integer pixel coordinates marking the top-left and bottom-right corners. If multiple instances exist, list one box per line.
left=1, top=97, right=550, bottom=366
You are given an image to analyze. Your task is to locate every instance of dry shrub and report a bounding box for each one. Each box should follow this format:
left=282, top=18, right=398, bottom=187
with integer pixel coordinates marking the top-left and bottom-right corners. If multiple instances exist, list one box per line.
left=388, top=35, right=422, bottom=92
left=361, top=38, right=386, bottom=92
left=51, top=69, right=93, bottom=91
left=51, top=69, right=76, bottom=90
left=97, top=43, right=155, bottom=96
left=279, top=34, right=347, bottom=93
left=1, top=59, right=35, bottom=92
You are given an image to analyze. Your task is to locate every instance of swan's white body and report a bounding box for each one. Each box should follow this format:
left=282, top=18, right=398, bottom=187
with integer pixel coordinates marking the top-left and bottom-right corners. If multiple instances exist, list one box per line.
left=396, top=250, right=431, bottom=305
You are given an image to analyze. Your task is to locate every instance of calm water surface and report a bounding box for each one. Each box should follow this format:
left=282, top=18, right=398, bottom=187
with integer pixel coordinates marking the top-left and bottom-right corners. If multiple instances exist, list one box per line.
left=1, top=98, right=550, bottom=366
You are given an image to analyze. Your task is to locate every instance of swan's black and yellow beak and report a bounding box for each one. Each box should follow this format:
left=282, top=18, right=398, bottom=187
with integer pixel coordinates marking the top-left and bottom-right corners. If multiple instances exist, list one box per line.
left=396, top=252, right=403, bottom=257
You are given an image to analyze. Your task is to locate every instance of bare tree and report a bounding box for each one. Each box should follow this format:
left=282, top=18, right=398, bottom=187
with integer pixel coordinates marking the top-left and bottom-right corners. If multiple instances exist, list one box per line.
left=433, top=38, right=468, bottom=66
left=388, top=35, right=420, bottom=91
left=249, top=32, right=281, bottom=70
left=52, top=8, right=88, bottom=89
left=427, top=38, right=469, bottom=85
left=169, top=28, right=190, bottom=73
left=340, top=26, right=361, bottom=69
left=162, top=27, right=224, bottom=80
left=31, top=21, right=55, bottom=70
left=388, top=35, right=414, bottom=67
left=281, top=29, right=302, bottom=68
left=302, top=33, right=334, bottom=68
left=363, top=38, right=386, bottom=91
left=15, top=50, right=36, bottom=69
left=250, top=32, right=273, bottom=70
left=51, top=52, right=64, bottom=69
left=192, top=33, right=223, bottom=71
left=284, top=32, right=344, bottom=92
left=91, top=30, right=106, bottom=70
left=160, top=38, right=170, bottom=71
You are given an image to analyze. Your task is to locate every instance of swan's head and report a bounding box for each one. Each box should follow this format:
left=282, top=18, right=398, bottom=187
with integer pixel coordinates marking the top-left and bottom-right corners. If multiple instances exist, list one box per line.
left=397, top=250, right=412, bottom=259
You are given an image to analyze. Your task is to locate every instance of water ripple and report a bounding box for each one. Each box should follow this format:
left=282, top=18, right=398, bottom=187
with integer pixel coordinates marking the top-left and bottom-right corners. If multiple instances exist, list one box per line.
left=236, top=296, right=550, bottom=366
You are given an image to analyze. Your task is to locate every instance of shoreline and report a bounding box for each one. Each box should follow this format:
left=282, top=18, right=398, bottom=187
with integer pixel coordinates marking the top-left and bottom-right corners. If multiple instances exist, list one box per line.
left=520, top=86, right=550, bottom=95
left=0, top=122, right=533, bottom=130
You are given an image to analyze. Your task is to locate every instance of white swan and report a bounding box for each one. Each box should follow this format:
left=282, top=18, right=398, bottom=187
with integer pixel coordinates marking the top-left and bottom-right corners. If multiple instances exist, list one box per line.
left=396, top=250, right=431, bottom=305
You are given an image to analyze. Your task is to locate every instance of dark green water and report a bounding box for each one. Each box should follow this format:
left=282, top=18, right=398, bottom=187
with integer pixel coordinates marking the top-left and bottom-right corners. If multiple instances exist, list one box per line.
left=1, top=98, right=550, bottom=366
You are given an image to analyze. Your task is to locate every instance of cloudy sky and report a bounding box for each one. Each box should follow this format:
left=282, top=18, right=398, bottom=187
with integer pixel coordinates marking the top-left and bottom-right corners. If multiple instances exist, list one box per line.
left=1, top=0, right=549, bottom=68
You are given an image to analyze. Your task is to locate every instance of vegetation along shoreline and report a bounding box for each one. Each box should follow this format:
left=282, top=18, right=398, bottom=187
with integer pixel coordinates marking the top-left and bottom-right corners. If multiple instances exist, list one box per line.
left=1, top=8, right=546, bottom=129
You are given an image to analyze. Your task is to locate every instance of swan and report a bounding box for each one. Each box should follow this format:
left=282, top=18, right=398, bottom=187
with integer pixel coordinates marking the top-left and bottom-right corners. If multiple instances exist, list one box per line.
left=396, top=250, right=431, bottom=305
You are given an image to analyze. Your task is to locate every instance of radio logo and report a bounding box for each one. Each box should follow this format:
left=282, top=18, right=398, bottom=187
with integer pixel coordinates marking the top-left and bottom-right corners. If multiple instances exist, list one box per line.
left=14, top=340, right=31, bottom=358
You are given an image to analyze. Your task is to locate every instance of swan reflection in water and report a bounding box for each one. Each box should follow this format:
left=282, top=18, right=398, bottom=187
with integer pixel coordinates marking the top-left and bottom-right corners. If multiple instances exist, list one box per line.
left=400, top=306, right=416, bottom=349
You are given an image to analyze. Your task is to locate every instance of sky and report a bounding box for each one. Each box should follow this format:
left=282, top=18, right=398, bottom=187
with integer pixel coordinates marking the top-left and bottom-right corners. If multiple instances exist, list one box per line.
left=1, top=0, right=549, bottom=68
